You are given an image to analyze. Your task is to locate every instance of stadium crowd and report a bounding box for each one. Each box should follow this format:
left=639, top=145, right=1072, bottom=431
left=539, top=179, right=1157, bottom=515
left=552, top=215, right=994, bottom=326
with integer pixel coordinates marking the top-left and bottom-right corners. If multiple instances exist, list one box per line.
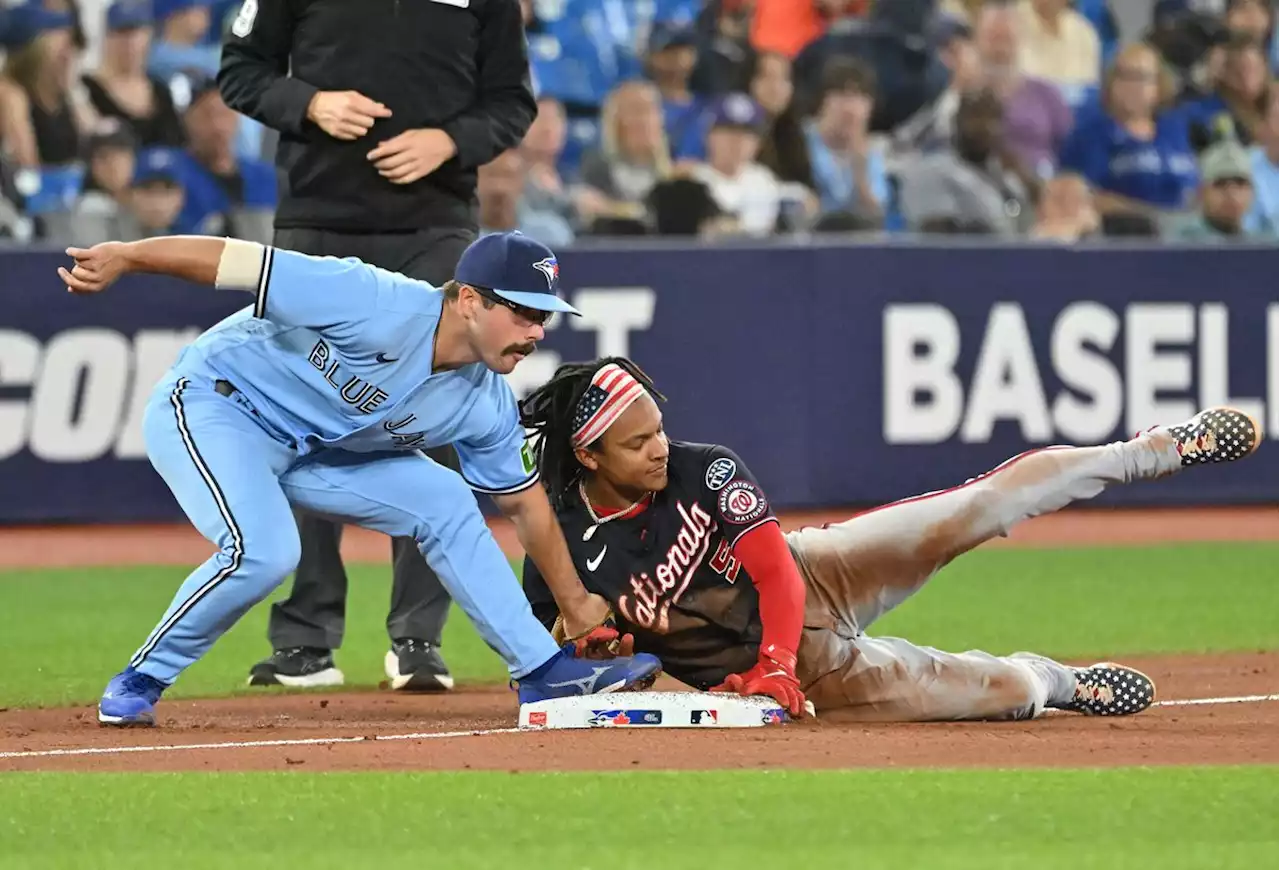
left=0, top=0, right=1276, bottom=245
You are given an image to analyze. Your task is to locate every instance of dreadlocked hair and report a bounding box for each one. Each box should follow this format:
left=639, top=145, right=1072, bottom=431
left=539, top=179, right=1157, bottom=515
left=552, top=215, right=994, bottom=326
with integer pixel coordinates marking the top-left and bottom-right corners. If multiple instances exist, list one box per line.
left=519, top=357, right=665, bottom=510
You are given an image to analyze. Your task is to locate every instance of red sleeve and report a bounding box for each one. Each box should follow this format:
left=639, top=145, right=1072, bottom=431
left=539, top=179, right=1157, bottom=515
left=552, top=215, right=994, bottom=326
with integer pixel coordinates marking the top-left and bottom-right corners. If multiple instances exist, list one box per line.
left=731, top=520, right=804, bottom=669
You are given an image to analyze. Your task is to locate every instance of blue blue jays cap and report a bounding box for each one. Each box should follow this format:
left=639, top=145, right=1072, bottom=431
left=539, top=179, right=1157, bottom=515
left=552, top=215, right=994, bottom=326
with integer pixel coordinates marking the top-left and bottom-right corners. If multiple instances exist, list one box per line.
left=133, top=147, right=183, bottom=186
left=454, top=232, right=579, bottom=315
left=153, top=0, right=211, bottom=21
left=648, top=21, right=697, bottom=54
left=0, top=3, right=74, bottom=49
left=709, top=93, right=766, bottom=131
left=108, top=0, right=154, bottom=30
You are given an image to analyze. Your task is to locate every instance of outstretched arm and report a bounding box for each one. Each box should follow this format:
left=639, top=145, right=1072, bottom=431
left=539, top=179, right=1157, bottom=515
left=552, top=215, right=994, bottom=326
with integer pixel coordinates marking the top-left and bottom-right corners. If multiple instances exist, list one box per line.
left=58, top=238, right=387, bottom=333
left=58, top=236, right=248, bottom=293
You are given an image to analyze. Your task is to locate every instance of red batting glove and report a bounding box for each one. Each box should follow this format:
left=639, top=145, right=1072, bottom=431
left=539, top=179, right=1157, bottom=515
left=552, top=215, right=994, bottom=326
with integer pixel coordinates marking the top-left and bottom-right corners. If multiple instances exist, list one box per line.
left=710, top=649, right=807, bottom=717
left=571, top=626, right=637, bottom=659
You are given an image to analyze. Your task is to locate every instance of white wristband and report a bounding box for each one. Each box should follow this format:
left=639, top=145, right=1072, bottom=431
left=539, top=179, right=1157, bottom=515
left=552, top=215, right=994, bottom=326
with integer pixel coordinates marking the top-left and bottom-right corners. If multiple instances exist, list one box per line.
left=215, top=238, right=268, bottom=291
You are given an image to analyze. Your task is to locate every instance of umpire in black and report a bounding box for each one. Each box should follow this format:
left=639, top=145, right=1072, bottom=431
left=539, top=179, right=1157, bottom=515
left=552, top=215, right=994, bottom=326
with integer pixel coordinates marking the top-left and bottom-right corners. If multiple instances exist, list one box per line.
left=217, top=0, right=536, bottom=691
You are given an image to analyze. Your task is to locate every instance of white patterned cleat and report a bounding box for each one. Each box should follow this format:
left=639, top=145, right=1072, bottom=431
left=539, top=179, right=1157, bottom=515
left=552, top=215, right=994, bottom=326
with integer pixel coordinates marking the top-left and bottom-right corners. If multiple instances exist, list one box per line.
left=1062, top=663, right=1156, bottom=716
left=1163, top=407, right=1263, bottom=468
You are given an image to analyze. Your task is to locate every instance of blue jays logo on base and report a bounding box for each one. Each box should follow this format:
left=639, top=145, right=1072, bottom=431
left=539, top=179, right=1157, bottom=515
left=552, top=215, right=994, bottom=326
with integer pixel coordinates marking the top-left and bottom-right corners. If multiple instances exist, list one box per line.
left=589, top=709, right=663, bottom=727
left=761, top=708, right=786, bottom=725
left=533, top=256, right=559, bottom=290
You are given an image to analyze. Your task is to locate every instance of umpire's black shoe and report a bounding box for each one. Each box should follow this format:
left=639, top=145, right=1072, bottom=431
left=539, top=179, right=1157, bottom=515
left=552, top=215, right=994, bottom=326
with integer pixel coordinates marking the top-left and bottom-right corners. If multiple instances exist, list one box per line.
left=385, top=638, right=454, bottom=692
left=247, top=647, right=345, bottom=688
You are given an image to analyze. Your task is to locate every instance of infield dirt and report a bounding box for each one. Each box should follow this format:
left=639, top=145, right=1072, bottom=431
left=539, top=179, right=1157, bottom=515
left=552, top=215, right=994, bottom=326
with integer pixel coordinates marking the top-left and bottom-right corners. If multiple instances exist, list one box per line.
left=1, top=506, right=1275, bottom=773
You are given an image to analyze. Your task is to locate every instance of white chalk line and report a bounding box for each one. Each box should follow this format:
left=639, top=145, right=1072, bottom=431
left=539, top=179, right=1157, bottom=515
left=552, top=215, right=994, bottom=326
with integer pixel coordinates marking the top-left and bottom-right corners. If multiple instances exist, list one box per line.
left=0, top=693, right=1275, bottom=762
left=0, top=726, right=525, bottom=760
left=1155, top=693, right=1278, bottom=707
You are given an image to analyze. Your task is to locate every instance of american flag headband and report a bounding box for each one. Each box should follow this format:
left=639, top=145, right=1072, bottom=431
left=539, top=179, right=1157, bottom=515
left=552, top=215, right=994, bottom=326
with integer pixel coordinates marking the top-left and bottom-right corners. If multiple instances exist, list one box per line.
left=570, top=364, right=647, bottom=449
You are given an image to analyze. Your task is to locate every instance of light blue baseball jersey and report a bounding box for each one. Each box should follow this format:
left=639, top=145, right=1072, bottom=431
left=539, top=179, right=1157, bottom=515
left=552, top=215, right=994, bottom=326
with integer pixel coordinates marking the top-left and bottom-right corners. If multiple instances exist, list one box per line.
left=173, top=247, right=537, bottom=496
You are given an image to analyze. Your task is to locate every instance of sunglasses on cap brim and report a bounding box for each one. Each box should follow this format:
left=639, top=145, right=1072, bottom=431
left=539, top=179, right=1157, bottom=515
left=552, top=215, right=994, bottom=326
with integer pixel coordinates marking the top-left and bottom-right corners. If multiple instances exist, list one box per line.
left=470, top=285, right=556, bottom=326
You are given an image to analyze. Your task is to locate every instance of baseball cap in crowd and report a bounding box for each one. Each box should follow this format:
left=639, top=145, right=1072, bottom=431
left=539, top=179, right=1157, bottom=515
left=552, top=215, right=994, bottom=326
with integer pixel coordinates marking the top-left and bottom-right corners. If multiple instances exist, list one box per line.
left=1199, top=141, right=1253, bottom=185
left=108, top=0, right=154, bottom=30
left=1153, top=0, right=1194, bottom=23
left=454, top=232, right=579, bottom=315
left=132, top=148, right=183, bottom=186
left=929, top=13, right=972, bottom=49
left=648, top=21, right=697, bottom=54
left=709, top=93, right=766, bottom=132
left=0, top=2, right=74, bottom=49
left=153, top=0, right=211, bottom=21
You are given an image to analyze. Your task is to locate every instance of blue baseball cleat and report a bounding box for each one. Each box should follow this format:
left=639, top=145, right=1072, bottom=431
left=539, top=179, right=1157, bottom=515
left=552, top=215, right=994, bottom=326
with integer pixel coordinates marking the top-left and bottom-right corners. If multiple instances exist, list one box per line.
left=516, top=645, right=663, bottom=704
left=98, top=667, right=167, bottom=727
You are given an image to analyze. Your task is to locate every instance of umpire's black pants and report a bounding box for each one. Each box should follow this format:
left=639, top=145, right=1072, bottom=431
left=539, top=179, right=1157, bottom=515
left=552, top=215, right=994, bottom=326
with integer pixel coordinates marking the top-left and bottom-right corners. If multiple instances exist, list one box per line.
left=268, top=225, right=476, bottom=652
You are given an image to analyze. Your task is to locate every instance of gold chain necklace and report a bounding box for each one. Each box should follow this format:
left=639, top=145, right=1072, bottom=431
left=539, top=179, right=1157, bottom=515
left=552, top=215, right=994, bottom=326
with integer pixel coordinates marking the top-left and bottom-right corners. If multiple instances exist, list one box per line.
left=578, top=480, right=651, bottom=542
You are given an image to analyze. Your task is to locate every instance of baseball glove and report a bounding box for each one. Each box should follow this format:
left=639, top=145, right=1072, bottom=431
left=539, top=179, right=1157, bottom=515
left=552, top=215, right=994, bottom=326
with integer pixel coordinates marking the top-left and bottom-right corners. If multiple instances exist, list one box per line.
left=552, top=607, right=636, bottom=659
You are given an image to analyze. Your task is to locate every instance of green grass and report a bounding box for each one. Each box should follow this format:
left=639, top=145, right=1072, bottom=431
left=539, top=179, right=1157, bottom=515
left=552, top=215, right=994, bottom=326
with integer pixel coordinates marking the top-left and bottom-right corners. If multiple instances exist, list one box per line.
left=0, top=542, right=1275, bottom=708
left=0, top=767, right=1275, bottom=869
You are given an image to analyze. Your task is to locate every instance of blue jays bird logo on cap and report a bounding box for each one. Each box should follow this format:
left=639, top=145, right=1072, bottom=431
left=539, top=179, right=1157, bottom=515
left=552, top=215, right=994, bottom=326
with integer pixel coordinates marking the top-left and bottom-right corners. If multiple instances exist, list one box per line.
left=533, top=256, right=559, bottom=290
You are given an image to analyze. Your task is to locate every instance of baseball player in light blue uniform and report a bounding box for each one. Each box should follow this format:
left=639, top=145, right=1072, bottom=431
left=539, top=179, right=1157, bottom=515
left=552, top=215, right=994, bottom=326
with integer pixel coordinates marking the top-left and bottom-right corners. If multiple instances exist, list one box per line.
left=58, top=231, right=661, bottom=726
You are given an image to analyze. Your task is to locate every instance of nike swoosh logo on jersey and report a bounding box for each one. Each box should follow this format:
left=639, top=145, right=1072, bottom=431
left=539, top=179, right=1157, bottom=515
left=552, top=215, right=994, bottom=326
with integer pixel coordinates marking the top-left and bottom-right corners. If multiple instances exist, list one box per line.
left=545, top=666, right=613, bottom=695
left=375, top=352, right=398, bottom=363
left=586, top=546, right=607, bottom=571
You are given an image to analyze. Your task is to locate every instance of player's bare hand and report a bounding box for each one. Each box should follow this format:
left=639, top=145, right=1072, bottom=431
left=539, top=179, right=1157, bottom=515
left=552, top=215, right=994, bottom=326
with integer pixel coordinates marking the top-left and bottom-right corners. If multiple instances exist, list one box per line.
left=306, top=90, right=392, bottom=140
left=711, top=656, right=809, bottom=718
left=58, top=242, right=130, bottom=294
left=367, top=128, right=457, bottom=184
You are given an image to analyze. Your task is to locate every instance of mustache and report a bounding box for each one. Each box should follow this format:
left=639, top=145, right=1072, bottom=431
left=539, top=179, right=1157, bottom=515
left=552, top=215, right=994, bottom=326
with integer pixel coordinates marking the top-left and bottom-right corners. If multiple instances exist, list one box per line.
left=502, top=342, right=537, bottom=356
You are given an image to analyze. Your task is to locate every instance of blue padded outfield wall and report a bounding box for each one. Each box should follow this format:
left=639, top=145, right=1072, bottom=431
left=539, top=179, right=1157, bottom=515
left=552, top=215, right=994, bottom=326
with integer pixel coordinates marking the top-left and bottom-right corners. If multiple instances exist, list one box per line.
left=1, top=241, right=1275, bottom=522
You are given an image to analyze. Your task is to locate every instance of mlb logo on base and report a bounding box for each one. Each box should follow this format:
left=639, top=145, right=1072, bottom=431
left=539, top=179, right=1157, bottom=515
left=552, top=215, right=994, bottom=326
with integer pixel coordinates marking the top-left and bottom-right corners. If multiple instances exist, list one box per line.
left=691, top=710, right=718, bottom=725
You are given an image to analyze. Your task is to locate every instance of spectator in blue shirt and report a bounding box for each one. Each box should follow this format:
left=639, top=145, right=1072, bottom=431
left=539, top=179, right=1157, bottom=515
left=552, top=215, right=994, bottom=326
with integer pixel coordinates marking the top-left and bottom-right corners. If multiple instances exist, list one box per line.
left=1059, top=42, right=1199, bottom=217
left=803, top=58, right=889, bottom=224
left=169, top=73, right=275, bottom=240
left=646, top=22, right=708, bottom=161
left=1246, top=83, right=1278, bottom=232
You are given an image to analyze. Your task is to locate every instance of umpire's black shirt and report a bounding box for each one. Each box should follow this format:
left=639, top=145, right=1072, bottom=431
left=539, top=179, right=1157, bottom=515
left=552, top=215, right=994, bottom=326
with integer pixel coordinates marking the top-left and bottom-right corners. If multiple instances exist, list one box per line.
left=218, top=0, right=535, bottom=232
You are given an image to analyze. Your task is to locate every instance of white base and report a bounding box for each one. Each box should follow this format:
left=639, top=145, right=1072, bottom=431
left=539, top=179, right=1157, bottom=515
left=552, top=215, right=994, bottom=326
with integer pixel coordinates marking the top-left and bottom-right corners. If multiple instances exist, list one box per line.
left=519, top=691, right=810, bottom=730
